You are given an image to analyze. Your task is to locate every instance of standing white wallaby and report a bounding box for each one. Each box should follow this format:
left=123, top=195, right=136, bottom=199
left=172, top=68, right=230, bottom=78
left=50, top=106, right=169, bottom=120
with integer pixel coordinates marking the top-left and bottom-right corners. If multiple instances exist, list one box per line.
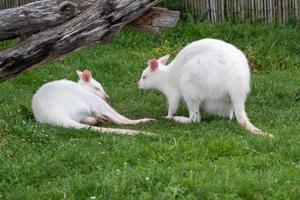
left=138, top=38, right=273, bottom=138
left=32, top=69, right=155, bottom=136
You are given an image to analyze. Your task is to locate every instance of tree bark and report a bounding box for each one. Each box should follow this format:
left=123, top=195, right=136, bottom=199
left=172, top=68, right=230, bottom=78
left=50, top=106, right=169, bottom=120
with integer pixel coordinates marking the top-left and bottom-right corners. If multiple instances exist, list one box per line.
left=0, top=0, right=95, bottom=41
left=0, top=0, right=179, bottom=82
left=0, top=0, right=179, bottom=41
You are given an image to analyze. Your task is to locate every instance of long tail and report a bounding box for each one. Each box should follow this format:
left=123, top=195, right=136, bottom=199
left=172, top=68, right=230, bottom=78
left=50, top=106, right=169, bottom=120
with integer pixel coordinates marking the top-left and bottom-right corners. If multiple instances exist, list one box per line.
left=233, top=103, right=273, bottom=138
left=62, top=119, right=155, bottom=136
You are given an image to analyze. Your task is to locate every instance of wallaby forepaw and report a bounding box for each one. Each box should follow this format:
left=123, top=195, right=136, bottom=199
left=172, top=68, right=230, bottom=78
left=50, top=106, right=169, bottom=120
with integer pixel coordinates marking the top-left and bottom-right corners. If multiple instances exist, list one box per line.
left=97, top=116, right=109, bottom=124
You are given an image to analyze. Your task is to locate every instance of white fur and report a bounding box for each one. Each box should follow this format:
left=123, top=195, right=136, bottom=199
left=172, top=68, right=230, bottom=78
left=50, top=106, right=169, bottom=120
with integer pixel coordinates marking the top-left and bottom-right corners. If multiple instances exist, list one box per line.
left=138, top=38, right=272, bottom=137
left=32, top=71, right=154, bottom=136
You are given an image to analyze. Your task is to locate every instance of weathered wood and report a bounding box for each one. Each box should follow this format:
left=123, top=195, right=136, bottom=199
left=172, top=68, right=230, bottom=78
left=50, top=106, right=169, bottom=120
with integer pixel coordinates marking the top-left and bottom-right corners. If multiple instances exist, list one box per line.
left=0, top=0, right=179, bottom=41
left=0, top=0, right=95, bottom=40
left=0, top=0, right=165, bottom=82
left=128, top=7, right=180, bottom=36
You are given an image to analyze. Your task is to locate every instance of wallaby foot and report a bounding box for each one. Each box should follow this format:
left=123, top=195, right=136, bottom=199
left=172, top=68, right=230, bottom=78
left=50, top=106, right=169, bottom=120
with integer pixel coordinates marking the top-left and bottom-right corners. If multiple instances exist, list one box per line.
left=172, top=116, right=194, bottom=123
left=165, top=115, right=174, bottom=120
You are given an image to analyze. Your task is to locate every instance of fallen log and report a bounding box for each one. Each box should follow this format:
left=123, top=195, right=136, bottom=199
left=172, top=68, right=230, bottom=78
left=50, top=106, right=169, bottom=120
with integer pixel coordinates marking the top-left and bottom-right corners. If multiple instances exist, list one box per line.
left=0, top=0, right=95, bottom=41
left=0, top=0, right=180, bottom=82
left=0, top=0, right=179, bottom=40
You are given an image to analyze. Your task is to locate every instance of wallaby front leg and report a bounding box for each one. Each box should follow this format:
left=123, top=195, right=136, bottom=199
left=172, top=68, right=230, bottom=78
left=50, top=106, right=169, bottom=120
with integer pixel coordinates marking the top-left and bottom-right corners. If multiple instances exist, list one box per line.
left=166, top=96, right=180, bottom=119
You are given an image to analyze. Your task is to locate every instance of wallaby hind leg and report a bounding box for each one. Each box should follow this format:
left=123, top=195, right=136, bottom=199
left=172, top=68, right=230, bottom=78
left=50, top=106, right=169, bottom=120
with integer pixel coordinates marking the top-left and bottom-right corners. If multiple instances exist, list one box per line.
left=186, top=98, right=201, bottom=122
left=171, top=79, right=201, bottom=123
left=172, top=98, right=201, bottom=123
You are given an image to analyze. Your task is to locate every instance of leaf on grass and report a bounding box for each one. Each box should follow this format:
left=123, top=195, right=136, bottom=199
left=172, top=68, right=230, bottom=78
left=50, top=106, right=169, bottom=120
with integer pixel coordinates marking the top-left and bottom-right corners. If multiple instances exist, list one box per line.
left=246, top=48, right=262, bottom=72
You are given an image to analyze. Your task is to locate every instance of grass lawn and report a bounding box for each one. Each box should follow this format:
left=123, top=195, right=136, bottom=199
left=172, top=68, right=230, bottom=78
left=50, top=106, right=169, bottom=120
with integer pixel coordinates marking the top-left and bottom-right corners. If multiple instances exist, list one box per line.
left=0, top=22, right=300, bottom=199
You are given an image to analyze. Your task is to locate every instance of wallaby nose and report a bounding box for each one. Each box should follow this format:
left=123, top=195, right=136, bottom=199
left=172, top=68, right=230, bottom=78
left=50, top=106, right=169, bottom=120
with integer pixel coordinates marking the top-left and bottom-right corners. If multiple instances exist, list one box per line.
left=137, top=82, right=141, bottom=90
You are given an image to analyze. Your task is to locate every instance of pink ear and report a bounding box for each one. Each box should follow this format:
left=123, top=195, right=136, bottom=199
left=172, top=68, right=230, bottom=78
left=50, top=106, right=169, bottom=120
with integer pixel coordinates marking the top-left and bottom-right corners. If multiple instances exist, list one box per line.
left=82, top=70, right=92, bottom=82
left=149, top=58, right=159, bottom=71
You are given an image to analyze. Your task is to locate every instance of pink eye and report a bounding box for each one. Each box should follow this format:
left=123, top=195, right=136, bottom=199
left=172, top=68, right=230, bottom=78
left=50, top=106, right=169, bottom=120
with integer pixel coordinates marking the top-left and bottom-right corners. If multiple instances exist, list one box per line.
left=142, top=76, right=146, bottom=79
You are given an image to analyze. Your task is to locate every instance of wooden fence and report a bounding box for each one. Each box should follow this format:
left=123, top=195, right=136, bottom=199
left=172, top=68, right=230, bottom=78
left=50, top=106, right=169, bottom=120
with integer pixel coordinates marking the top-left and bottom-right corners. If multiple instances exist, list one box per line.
left=181, top=0, right=300, bottom=23
left=1, top=0, right=300, bottom=24
left=0, top=0, right=36, bottom=9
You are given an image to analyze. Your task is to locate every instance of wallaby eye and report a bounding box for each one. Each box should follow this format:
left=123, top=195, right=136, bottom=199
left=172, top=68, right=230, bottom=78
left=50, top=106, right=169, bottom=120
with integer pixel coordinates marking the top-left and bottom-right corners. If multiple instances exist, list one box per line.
left=142, top=75, right=146, bottom=80
left=94, top=87, right=100, bottom=91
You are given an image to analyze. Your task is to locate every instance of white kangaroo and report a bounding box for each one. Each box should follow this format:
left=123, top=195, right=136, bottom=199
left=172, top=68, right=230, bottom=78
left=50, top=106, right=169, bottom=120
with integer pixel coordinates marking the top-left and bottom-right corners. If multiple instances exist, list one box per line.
left=32, top=69, right=155, bottom=136
left=137, top=38, right=273, bottom=138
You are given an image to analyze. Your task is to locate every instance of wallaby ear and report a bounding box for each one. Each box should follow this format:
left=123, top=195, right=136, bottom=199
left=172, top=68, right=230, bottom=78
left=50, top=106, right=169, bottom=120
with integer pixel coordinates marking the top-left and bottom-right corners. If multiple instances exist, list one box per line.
left=82, top=70, right=92, bottom=82
left=76, top=70, right=83, bottom=78
left=149, top=58, right=159, bottom=71
left=158, top=54, right=170, bottom=65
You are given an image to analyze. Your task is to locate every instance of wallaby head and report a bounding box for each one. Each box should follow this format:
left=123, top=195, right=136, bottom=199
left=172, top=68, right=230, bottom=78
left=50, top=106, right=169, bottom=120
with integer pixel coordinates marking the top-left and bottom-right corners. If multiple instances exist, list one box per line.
left=137, top=54, right=170, bottom=90
left=76, top=69, right=109, bottom=101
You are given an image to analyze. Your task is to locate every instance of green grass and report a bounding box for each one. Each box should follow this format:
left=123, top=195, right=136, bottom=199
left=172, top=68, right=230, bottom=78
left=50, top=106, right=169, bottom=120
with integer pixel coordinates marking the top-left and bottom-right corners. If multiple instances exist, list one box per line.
left=1, top=22, right=300, bottom=199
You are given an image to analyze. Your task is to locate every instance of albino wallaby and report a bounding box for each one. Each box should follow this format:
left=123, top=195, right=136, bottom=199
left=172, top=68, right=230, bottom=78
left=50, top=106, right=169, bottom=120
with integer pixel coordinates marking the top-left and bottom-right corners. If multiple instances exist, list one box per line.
left=137, top=38, right=273, bottom=138
left=32, top=69, right=154, bottom=136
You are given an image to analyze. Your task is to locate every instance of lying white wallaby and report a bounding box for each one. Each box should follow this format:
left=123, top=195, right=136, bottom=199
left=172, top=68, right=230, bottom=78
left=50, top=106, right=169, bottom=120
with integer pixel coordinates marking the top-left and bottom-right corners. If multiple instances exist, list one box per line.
left=138, top=38, right=273, bottom=138
left=32, top=69, right=154, bottom=136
